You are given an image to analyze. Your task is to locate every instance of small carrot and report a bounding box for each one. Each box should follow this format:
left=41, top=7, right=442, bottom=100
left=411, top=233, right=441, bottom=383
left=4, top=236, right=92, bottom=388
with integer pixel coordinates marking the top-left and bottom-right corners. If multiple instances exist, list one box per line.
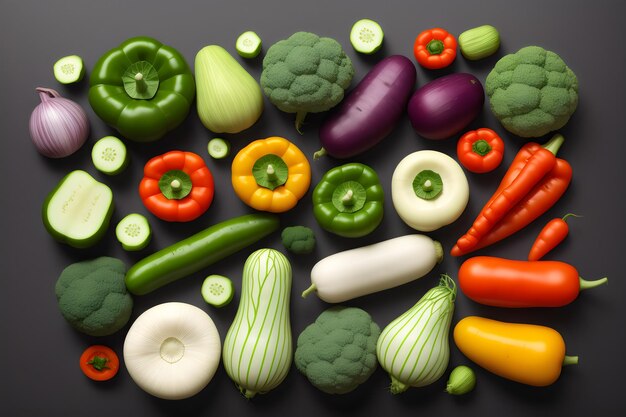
left=80, top=345, right=119, bottom=381
left=528, top=213, right=581, bottom=261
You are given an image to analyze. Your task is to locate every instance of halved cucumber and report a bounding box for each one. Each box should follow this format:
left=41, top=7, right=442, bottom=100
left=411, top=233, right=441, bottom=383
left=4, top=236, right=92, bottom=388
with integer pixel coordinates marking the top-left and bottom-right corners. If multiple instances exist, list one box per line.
left=116, top=213, right=151, bottom=251
left=350, top=19, right=384, bottom=54
left=236, top=31, right=262, bottom=58
left=92, top=136, right=128, bottom=175
left=42, top=170, right=113, bottom=248
left=201, top=275, right=234, bottom=307
left=207, top=137, right=231, bottom=159
left=53, top=55, right=85, bottom=84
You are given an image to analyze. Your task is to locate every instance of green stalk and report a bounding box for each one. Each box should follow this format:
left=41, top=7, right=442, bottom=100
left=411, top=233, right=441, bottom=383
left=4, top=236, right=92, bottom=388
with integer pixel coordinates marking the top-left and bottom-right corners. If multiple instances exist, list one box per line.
left=563, top=355, right=579, bottom=366
left=543, top=134, right=565, bottom=156
left=579, top=276, right=608, bottom=290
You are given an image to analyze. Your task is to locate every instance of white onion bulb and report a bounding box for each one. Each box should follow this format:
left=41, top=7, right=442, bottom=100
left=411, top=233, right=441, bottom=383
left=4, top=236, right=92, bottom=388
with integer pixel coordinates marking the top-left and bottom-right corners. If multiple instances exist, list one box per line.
left=123, top=302, right=221, bottom=400
left=28, top=87, right=89, bottom=158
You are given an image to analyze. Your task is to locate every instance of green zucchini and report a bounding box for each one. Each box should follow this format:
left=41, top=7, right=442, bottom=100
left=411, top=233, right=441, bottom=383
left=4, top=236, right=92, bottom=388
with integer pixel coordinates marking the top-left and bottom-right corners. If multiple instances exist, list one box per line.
left=125, top=214, right=279, bottom=295
left=376, top=275, right=457, bottom=394
left=222, top=249, right=292, bottom=399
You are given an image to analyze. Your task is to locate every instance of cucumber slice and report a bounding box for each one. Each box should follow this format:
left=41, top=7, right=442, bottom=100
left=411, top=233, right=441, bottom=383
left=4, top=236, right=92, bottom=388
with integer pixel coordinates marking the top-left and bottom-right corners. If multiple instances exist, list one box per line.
left=53, top=55, right=85, bottom=84
left=236, top=31, right=262, bottom=58
left=201, top=275, right=234, bottom=307
left=42, top=170, right=113, bottom=248
left=207, top=137, right=231, bottom=159
left=91, top=136, right=128, bottom=175
left=350, top=19, right=384, bottom=54
left=116, top=213, right=151, bottom=251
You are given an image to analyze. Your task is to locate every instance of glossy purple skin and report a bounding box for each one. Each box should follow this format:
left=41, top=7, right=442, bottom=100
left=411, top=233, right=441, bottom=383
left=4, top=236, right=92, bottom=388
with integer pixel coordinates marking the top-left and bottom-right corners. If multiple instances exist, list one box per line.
left=408, top=73, right=485, bottom=140
left=319, top=55, right=416, bottom=158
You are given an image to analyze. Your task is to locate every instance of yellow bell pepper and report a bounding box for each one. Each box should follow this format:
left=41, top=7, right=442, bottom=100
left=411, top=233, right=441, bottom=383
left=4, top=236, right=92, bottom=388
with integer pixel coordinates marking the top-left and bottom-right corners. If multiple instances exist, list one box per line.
left=232, top=136, right=311, bottom=213
left=454, top=316, right=578, bottom=387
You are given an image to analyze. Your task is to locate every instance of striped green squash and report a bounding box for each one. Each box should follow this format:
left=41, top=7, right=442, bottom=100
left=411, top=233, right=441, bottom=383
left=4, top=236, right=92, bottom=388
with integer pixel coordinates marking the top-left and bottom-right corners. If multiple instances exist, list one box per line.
left=376, top=275, right=457, bottom=394
left=223, top=248, right=292, bottom=398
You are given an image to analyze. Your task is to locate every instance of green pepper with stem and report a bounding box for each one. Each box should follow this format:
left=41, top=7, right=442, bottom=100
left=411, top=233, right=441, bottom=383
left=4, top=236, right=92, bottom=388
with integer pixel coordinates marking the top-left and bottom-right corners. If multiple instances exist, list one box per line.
left=312, top=163, right=384, bottom=238
left=89, top=36, right=195, bottom=142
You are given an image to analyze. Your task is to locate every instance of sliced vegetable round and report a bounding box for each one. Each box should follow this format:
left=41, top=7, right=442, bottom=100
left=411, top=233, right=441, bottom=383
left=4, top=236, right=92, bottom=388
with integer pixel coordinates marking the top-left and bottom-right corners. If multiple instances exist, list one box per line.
left=116, top=213, right=151, bottom=251
left=207, top=137, right=231, bottom=159
left=350, top=19, right=384, bottom=54
left=91, top=136, right=128, bottom=175
left=236, top=31, right=262, bottom=58
left=201, top=275, right=234, bottom=307
left=53, top=55, right=85, bottom=84
left=124, top=302, right=221, bottom=400
left=392, top=150, right=469, bottom=232
left=80, top=345, right=119, bottom=381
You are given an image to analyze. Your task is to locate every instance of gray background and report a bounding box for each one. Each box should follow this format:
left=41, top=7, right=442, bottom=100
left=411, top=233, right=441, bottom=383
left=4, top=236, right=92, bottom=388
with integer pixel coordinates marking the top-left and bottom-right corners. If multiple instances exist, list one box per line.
left=1, top=0, right=625, bottom=415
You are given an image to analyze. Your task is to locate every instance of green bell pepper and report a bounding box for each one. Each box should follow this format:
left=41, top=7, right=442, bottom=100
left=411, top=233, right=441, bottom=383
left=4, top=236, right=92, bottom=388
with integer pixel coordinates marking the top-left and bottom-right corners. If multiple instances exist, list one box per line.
left=312, top=163, right=384, bottom=238
left=89, top=36, right=195, bottom=142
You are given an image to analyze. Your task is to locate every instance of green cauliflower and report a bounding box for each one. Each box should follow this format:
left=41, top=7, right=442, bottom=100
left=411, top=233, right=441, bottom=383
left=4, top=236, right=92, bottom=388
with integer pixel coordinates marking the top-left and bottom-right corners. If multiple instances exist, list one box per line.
left=281, top=226, right=315, bottom=254
left=261, top=31, right=354, bottom=132
left=295, top=306, right=380, bottom=394
left=55, top=257, right=133, bottom=336
left=485, top=46, right=578, bottom=138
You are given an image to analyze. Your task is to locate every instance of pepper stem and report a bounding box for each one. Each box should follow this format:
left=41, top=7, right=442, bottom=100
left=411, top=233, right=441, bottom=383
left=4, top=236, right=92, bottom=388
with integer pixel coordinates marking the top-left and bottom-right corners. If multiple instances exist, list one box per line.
left=579, top=276, right=608, bottom=290
left=266, top=164, right=277, bottom=181
left=170, top=179, right=181, bottom=190
left=135, top=72, right=147, bottom=92
left=342, top=189, right=355, bottom=205
left=563, top=355, right=579, bottom=366
left=562, top=213, right=582, bottom=222
left=426, top=39, right=445, bottom=55
left=313, top=148, right=327, bottom=160
left=472, top=139, right=492, bottom=156
left=301, top=284, right=317, bottom=298
left=543, top=134, right=565, bottom=156
left=87, top=356, right=109, bottom=371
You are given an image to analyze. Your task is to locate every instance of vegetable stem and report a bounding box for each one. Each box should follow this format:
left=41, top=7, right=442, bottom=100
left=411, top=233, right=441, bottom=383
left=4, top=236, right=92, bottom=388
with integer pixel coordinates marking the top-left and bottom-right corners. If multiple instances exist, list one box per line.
left=579, top=276, right=608, bottom=290
left=389, top=376, right=409, bottom=394
left=295, top=111, right=307, bottom=134
left=433, top=241, right=444, bottom=264
left=542, top=134, right=565, bottom=156
left=87, top=356, right=110, bottom=371
left=266, top=164, right=277, bottom=181
left=301, top=284, right=317, bottom=298
left=472, top=139, right=492, bottom=156
left=423, top=179, right=433, bottom=191
left=562, top=213, right=582, bottom=222
left=36, top=86, right=61, bottom=101
left=134, top=72, right=147, bottom=93
left=342, top=189, right=355, bottom=205
left=170, top=179, right=181, bottom=190
left=563, top=355, right=579, bottom=366
left=313, top=148, right=327, bottom=160
left=426, top=39, right=445, bottom=55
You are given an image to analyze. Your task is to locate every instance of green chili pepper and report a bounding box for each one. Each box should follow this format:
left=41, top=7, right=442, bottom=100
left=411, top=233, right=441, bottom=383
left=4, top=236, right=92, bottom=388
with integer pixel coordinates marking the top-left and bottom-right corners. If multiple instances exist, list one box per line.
left=312, top=163, right=384, bottom=238
left=88, top=36, right=196, bottom=142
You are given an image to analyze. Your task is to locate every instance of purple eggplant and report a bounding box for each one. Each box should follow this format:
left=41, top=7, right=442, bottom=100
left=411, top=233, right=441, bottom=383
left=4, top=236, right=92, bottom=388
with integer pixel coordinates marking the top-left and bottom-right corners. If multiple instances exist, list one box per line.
left=408, top=73, right=485, bottom=140
left=315, top=55, right=416, bottom=159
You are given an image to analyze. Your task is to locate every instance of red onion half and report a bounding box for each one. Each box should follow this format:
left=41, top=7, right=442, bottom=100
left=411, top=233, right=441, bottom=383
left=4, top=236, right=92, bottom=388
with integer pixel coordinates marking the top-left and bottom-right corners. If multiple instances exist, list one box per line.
left=29, top=87, right=90, bottom=158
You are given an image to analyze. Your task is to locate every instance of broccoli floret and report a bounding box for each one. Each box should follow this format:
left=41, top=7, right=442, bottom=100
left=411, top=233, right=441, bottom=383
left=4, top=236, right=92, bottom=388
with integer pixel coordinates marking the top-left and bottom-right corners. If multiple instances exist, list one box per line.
left=295, top=306, right=380, bottom=394
left=485, top=46, right=578, bottom=138
left=281, top=226, right=315, bottom=254
left=55, top=257, right=133, bottom=337
left=261, top=31, right=354, bottom=132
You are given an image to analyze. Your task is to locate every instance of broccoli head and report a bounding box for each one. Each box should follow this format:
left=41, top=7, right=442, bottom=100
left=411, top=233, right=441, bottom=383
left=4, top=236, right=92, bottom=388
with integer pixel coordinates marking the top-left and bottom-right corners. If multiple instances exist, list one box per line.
left=485, top=46, right=578, bottom=138
left=295, top=306, right=380, bottom=394
left=281, top=226, right=315, bottom=254
left=261, top=31, right=354, bottom=132
left=55, top=257, right=133, bottom=337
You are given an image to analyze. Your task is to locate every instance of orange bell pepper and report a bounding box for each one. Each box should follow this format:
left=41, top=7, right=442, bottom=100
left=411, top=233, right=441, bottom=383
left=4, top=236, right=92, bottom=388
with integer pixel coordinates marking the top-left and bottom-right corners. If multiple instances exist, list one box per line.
left=139, top=150, right=214, bottom=222
left=456, top=128, right=504, bottom=173
left=413, top=28, right=457, bottom=69
left=232, top=136, right=311, bottom=213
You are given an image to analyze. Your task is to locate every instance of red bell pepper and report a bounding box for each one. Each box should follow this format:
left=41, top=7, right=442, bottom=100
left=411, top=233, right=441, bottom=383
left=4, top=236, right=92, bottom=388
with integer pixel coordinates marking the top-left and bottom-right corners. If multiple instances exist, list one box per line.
left=457, top=128, right=504, bottom=173
left=139, top=151, right=214, bottom=222
left=413, top=28, right=457, bottom=69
